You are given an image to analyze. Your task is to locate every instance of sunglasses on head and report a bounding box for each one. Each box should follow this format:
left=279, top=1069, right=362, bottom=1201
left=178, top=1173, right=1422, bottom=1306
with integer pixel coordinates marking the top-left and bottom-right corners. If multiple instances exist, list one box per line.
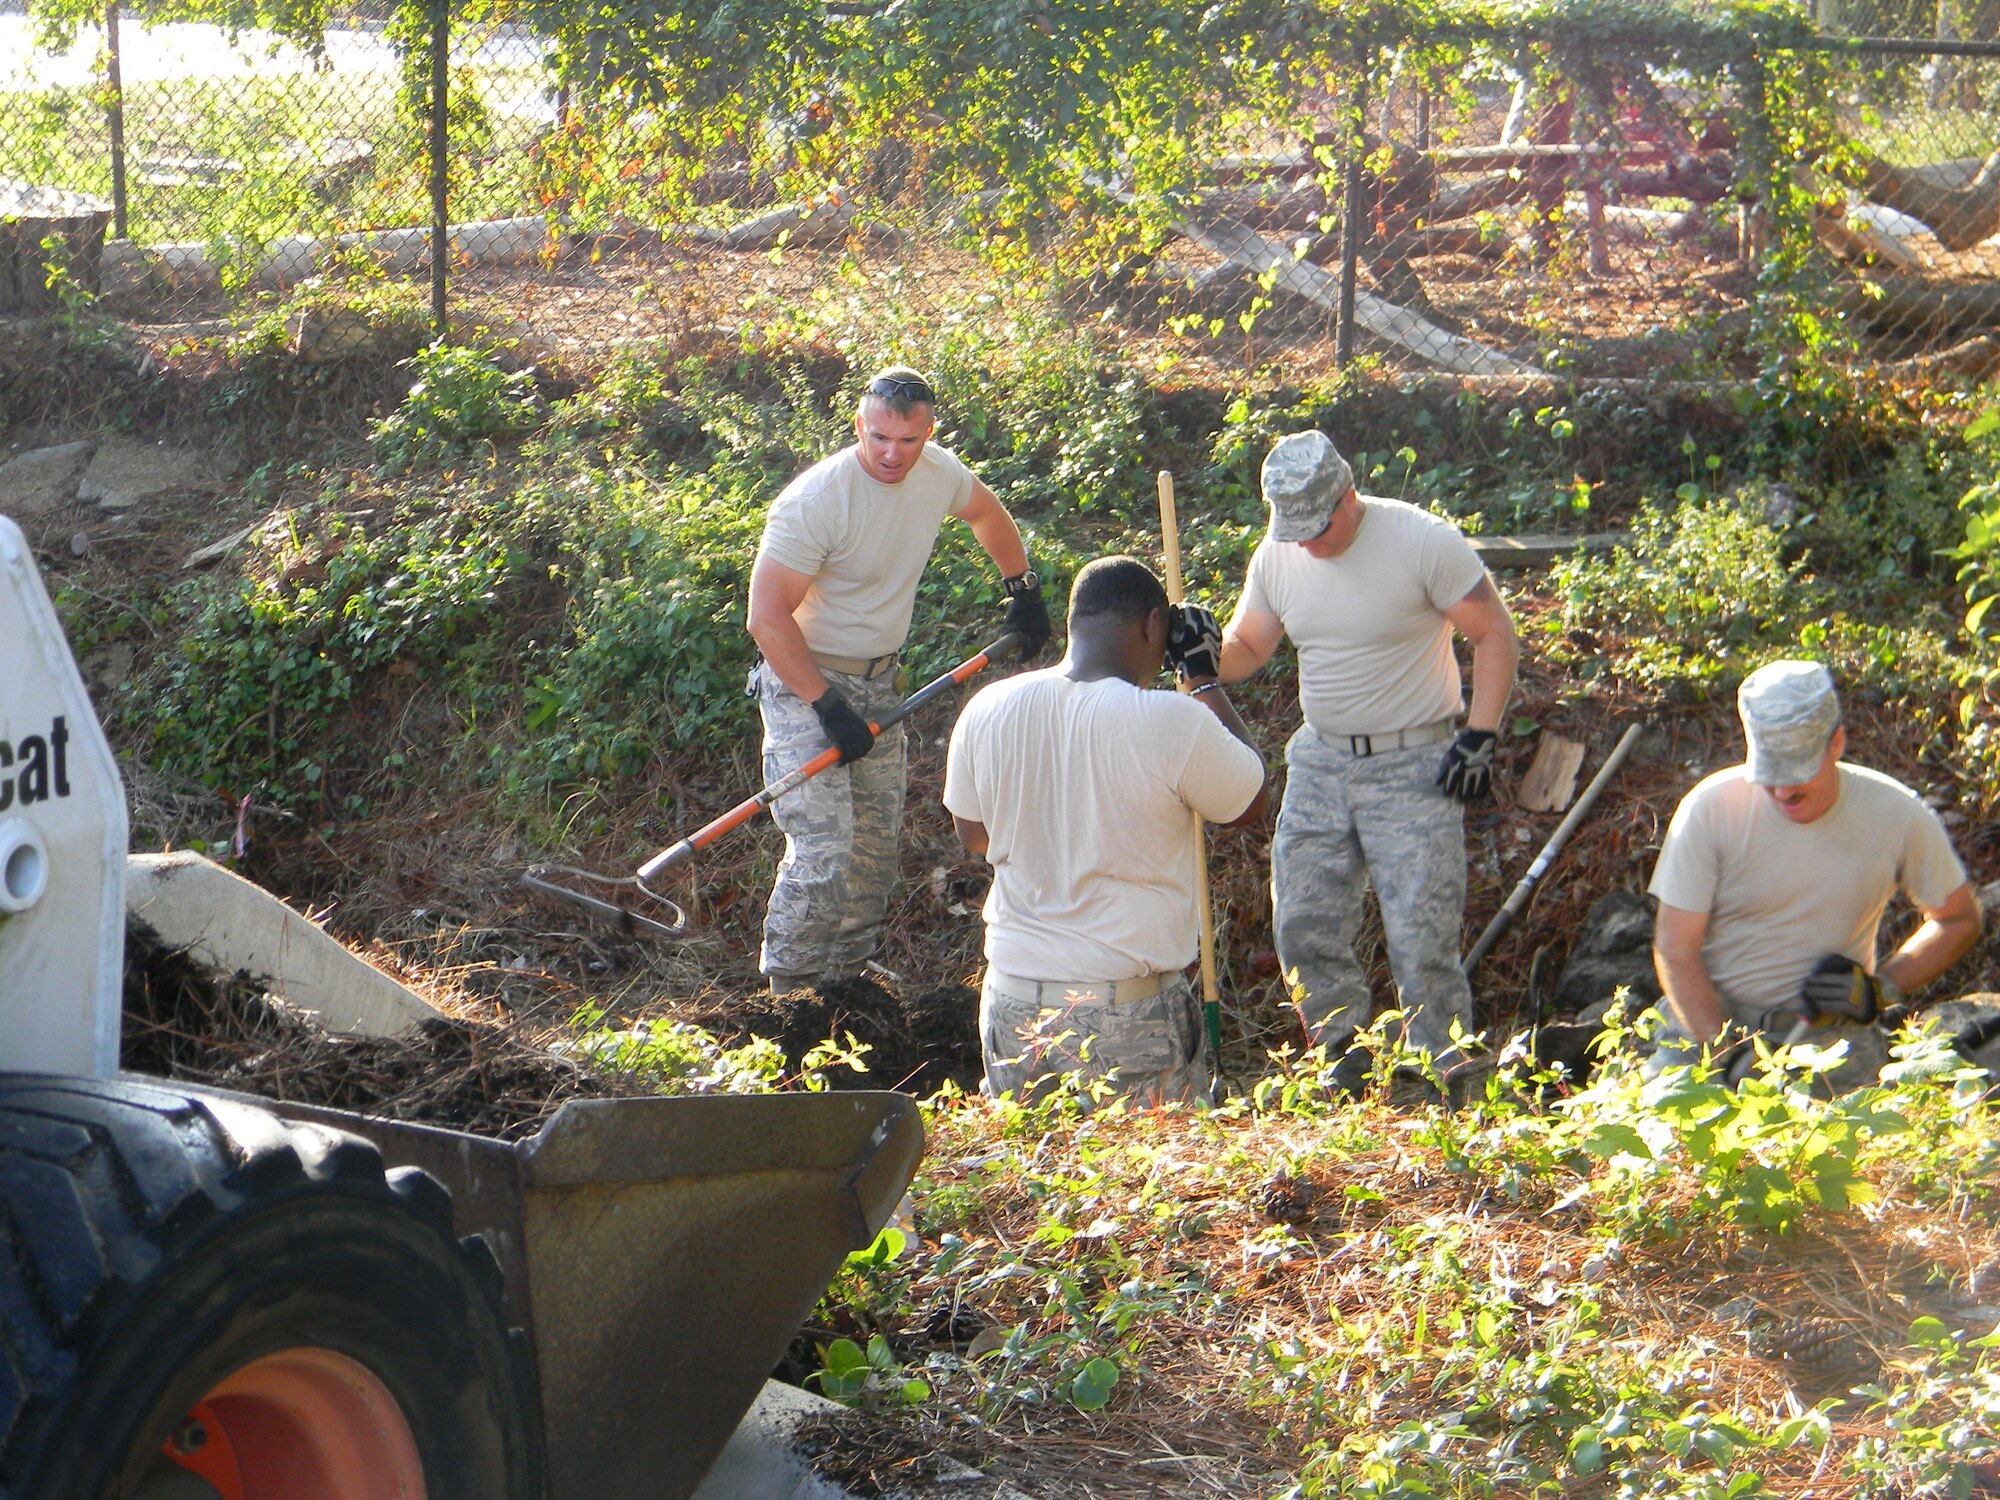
left=867, top=375, right=936, bottom=405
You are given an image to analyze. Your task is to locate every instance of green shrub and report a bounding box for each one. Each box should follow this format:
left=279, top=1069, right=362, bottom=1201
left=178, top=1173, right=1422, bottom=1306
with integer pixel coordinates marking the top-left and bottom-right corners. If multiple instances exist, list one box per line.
left=371, top=343, right=541, bottom=470
left=1549, top=496, right=1826, bottom=694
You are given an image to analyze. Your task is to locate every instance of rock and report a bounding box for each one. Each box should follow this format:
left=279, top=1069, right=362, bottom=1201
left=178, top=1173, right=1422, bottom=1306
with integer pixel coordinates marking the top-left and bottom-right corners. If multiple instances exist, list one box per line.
left=1915, top=995, right=2000, bottom=1076
left=81, top=641, right=135, bottom=695
left=184, top=522, right=257, bottom=569
left=0, top=439, right=94, bottom=517
left=77, top=434, right=213, bottom=511
left=1977, top=879, right=2000, bottom=923
left=1552, top=888, right=1661, bottom=1016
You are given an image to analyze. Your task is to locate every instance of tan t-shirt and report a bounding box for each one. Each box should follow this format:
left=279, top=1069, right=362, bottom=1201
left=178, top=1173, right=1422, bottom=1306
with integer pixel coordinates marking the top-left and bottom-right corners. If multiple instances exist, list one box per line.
left=756, top=444, right=976, bottom=657
left=1648, top=763, right=1967, bottom=1021
left=943, top=670, right=1265, bottom=981
left=1238, top=497, right=1487, bottom=738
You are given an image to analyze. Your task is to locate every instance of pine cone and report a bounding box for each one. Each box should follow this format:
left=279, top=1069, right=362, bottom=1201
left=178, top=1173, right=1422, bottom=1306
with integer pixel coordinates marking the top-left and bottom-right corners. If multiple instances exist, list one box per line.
left=921, top=1299, right=984, bottom=1345
left=1256, top=1171, right=1318, bottom=1225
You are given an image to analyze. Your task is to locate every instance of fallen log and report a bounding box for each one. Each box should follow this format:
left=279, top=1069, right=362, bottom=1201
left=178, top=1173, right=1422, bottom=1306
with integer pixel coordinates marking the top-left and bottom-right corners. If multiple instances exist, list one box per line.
left=1836, top=274, right=2000, bottom=338
left=1601, top=203, right=1714, bottom=245
left=1883, top=332, right=2000, bottom=383
left=1814, top=210, right=1925, bottom=272
left=1177, top=211, right=1537, bottom=377
left=1853, top=147, right=2000, bottom=252
left=715, top=188, right=903, bottom=253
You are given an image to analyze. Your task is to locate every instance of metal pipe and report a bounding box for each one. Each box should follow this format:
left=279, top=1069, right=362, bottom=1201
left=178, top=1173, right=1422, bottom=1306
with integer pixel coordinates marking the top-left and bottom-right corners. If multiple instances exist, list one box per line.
left=1336, top=49, right=1367, bottom=367
left=1462, top=722, right=1644, bottom=979
left=429, top=0, right=449, bottom=332
left=1806, top=35, right=2000, bottom=57
left=104, top=0, right=127, bottom=240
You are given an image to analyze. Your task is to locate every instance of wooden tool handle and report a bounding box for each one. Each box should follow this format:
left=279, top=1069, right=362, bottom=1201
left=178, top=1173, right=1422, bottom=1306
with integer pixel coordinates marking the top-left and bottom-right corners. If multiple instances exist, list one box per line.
left=1157, top=470, right=1223, bottom=1071
left=1157, top=471, right=1185, bottom=604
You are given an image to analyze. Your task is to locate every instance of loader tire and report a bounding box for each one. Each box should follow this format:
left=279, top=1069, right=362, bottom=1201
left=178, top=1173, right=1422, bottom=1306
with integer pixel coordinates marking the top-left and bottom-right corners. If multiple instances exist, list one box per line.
left=0, top=1072, right=537, bottom=1500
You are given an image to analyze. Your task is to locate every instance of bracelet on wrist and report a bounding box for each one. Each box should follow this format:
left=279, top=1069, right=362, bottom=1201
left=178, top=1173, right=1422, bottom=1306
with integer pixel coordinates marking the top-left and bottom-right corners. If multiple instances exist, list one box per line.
left=1189, top=679, right=1225, bottom=697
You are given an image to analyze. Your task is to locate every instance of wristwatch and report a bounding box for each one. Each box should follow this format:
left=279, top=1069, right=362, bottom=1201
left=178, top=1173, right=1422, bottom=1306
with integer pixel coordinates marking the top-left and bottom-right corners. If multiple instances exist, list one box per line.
left=1002, top=569, right=1039, bottom=598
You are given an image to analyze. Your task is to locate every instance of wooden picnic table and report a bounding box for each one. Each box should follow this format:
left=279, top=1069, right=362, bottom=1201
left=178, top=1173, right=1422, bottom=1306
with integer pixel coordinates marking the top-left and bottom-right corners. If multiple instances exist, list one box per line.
left=1, top=179, right=113, bottom=312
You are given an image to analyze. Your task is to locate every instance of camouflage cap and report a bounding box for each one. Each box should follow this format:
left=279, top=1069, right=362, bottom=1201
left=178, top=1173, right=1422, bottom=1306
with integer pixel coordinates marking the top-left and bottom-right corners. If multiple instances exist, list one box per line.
left=1261, top=431, right=1354, bottom=543
left=1738, top=660, right=1841, bottom=786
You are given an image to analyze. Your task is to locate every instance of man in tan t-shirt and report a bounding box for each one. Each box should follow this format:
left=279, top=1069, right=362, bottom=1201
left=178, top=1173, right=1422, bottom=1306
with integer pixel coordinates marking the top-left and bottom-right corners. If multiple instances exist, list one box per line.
left=1649, top=659, right=1981, bottom=1084
left=944, top=556, right=1268, bottom=1109
left=1216, top=431, right=1518, bottom=1088
left=746, top=367, right=1049, bottom=993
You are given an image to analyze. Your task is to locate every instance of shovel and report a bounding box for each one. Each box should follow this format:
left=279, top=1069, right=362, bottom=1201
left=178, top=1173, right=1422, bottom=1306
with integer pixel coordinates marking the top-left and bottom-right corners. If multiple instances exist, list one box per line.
left=1157, top=470, right=1226, bottom=1099
left=526, top=633, right=1022, bottom=937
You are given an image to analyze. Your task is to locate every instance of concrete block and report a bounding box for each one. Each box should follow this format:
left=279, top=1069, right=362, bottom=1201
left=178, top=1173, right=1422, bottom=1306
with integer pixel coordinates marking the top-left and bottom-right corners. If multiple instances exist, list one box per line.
left=125, top=851, right=444, bottom=1038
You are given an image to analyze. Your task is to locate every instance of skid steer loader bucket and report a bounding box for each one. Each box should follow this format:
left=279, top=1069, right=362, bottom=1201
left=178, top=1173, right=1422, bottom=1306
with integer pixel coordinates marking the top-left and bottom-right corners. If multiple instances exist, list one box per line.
left=257, top=1087, right=925, bottom=1500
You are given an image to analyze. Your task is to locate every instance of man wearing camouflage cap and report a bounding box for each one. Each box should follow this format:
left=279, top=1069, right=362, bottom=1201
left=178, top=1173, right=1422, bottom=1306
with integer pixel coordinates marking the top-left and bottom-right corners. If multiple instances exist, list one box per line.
left=1214, top=430, right=1519, bottom=1084
left=1648, top=659, right=1981, bottom=1084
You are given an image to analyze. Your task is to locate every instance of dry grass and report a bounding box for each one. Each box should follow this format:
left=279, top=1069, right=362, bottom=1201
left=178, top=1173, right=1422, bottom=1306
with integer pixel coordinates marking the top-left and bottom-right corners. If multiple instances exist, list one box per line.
left=857, top=1096, right=2000, bottom=1499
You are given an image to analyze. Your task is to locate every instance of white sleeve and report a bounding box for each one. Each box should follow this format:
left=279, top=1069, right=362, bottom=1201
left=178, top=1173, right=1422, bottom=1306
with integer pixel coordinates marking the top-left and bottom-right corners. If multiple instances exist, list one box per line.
left=1648, top=790, right=1719, bottom=913
left=1899, top=801, right=1969, bottom=910
left=942, top=695, right=988, bottom=823
left=1238, top=540, right=1279, bottom=620
left=1171, top=698, right=1264, bottom=825
left=1422, top=519, right=1489, bottom=613
left=757, top=479, right=836, bottom=576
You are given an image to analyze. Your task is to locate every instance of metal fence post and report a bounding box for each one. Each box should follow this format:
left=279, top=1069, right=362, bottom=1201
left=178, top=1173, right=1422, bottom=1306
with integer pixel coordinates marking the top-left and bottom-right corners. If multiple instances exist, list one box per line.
left=429, top=0, right=450, bottom=333
left=1337, top=44, right=1368, bottom=368
left=104, top=0, right=128, bottom=239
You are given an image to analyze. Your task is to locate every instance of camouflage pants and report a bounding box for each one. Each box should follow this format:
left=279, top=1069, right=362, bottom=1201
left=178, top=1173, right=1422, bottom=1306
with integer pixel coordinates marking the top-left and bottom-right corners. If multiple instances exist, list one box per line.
left=755, top=662, right=907, bottom=981
left=979, top=969, right=1209, bottom=1111
left=1644, top=1003, right=1889, bottom=1094
left=1271, top=726, right=1473, bottom=1060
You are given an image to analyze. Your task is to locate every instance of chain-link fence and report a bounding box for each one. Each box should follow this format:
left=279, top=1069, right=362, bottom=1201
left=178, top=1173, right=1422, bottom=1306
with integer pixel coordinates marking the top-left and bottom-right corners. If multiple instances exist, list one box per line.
left=2, top=0, right=1997, bottom=381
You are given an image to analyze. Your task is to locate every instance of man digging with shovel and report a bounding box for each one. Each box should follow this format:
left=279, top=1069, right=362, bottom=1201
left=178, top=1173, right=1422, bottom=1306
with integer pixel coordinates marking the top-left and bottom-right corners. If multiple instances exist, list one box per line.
left=942, top=557, right=1268, bottom=1110
left=747, top=367, right=1050, bottom=994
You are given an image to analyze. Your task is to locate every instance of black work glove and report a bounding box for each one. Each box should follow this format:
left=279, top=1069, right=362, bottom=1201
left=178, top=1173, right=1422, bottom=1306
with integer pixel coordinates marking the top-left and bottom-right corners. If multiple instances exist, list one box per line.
left=812, top=688, right=876, bottom=765
left=1797, top=953, right=1902, bottom=1025
left=1436, top=728, right=1497, bottom=802
left=1001, top=577, right=1052, bottom=663
left=1165, top=602, right=1223, bottom=682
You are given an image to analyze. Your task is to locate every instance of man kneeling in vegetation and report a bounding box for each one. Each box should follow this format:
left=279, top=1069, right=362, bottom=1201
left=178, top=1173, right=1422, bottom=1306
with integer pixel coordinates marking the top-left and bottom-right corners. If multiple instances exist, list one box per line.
left=942, top=557, right=1268, bottom=1109
left=1649, top=659, right=1983, bottom=1088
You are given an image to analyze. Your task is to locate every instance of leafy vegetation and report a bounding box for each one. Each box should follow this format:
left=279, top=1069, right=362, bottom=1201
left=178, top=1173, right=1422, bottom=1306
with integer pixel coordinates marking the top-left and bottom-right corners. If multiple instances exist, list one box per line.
left=796, top=1028, right=2000, bottom=1497
left=24, top=218, right=2000, bottom=1495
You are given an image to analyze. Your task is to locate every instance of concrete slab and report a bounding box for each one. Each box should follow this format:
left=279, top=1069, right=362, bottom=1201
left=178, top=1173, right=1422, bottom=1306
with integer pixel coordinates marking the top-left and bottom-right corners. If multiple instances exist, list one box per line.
left=77, top=433, right=214, bottom=511
left=125, top=851, right=444, bottom=1037
left=1470, top=531, right=1631, bottom=571
left=0, top=439, right=93, bottom=517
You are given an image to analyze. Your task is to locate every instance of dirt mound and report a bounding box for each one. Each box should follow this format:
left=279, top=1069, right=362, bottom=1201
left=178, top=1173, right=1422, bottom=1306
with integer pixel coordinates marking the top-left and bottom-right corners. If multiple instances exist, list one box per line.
left=120, top=922, right=639, bottom=1141
left=717, top=977, right=981, bottom=1095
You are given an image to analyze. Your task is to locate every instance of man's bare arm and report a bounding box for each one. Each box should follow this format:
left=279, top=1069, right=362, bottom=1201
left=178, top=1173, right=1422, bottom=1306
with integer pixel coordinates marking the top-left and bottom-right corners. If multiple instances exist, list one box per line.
left=747, top=554, right=828, bottom=704
left=953, top=814, right=990, bottom=857
left=1654, top=901, right=1726, bottom=1045
left=1219, top=606, right=1284, bottom=683
left=957, top=481, right=1031, bottom=579
left=1442, top=577, right=1519, bottom=733
left=1881, top=881, right=1983, bottom=996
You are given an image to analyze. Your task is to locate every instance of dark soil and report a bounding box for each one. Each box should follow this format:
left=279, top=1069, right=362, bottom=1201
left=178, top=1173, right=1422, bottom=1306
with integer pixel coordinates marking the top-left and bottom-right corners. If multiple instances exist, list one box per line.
left=121, top=920, right=640, bottom=1140
left=792, top=1410, right=987, bottom=1498
left=707, top=976, right=982, bottom=1095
